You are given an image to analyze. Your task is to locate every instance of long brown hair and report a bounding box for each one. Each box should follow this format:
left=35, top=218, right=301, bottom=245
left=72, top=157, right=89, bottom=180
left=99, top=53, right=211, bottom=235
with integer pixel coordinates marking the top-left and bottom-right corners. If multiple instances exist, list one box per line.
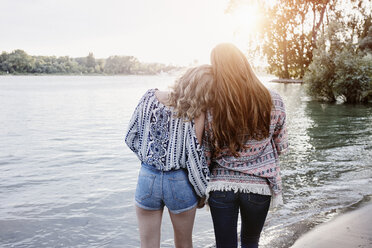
left=168, top=65, right=213, bottom=120
left=210, top=43, right=272, bottom=156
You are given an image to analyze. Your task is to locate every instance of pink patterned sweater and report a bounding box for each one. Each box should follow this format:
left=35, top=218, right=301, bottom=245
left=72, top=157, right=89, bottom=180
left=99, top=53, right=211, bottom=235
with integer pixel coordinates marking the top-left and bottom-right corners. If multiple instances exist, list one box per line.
left=203, top=90, right=288, bottom=208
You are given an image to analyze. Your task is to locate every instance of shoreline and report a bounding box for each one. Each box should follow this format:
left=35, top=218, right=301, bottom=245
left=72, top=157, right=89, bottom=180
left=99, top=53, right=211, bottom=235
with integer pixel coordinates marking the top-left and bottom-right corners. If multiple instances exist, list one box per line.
left=270, top=78, right=303, bottom=84
left=290, top=198, right=372, bottom=248
left=0, top=71, right=272, bottom=78
left=0, top=73, right=169, bottom=76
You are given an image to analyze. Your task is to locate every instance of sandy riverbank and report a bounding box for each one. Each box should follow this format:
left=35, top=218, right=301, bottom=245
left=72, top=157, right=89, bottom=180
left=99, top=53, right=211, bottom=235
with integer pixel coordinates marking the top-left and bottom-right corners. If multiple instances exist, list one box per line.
left=290, top=202, right=372, bottom=248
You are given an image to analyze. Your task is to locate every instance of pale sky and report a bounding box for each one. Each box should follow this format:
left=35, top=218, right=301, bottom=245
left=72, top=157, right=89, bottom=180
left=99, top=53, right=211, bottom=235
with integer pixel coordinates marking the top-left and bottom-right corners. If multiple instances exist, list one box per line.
left=0, top=0, right=249, bottom=66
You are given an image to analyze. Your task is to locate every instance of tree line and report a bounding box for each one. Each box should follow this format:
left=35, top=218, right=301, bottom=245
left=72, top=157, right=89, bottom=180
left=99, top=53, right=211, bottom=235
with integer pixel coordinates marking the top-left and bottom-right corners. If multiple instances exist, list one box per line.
left=228, top=0, right=372, bottom=103
left=0, top=50, right=181, bottom=75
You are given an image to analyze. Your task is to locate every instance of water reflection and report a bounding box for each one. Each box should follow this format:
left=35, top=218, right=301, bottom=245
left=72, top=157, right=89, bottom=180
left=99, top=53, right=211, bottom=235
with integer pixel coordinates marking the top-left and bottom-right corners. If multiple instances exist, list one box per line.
left=304, top=102, right=372, bottom=182
left=0, top=77, right=371, bottom=248
left=260, top=83, right=372, bottom=248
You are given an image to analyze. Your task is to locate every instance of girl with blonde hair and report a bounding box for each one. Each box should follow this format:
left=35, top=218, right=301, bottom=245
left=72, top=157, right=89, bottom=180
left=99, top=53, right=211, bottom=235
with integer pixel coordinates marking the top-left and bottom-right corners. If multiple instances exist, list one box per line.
left=204, top=43, right=288, bottom=248
left=125, top=65, right=212, bottom=248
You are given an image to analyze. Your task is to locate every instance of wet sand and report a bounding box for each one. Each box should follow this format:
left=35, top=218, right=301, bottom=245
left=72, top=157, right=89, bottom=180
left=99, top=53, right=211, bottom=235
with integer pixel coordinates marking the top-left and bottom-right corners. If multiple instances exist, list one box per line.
left=290, top=202, right=372, bottom=248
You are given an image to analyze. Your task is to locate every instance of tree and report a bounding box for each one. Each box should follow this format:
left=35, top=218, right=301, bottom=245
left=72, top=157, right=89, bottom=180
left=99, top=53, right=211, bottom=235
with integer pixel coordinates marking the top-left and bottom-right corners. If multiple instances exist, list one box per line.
left=0, top=50, right=182, bottom=75
left=4, top=50, right=34, bottom=73
left=360, top=26, right=372, bottom=52
left=104, top=55, right=139, bottom=74
left=304, top=22, right=372, bottom=103
left=226, top=0, right=336, bottom=79
left=0, top=52, right=9, bottom=73
left=95, top=59, right=105, bottom=73
left=86, top=52, right=96, bottom=72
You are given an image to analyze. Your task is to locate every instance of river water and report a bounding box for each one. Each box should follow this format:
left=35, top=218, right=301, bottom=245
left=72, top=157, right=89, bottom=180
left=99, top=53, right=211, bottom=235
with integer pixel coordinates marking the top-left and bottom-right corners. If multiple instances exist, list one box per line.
left=0, top=75, right=371, bottom=248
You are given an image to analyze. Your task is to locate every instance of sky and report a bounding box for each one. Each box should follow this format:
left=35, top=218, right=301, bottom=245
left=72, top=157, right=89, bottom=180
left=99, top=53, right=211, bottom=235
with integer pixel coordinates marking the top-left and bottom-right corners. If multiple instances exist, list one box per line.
left=0, top=0, right=252, bottom=66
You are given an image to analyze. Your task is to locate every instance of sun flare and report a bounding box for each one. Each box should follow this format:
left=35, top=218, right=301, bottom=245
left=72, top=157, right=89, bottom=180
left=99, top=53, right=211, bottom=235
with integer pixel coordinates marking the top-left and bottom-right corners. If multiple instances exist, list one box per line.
left=222, top=2, right=266, bottom=65
left=231, top=4, right=262, bottom=34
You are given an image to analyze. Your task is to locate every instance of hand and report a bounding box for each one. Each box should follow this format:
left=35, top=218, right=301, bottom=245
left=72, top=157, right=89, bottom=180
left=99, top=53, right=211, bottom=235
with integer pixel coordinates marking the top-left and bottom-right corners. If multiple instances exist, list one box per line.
left=197, top=197, right=206, bottom=209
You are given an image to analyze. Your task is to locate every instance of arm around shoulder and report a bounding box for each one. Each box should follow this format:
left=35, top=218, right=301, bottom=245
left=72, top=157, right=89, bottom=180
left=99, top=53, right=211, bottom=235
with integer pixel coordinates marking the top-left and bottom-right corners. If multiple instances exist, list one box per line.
left=194, top=112, right=205, bottom=144
left=272, top=97, right=289, bottom=155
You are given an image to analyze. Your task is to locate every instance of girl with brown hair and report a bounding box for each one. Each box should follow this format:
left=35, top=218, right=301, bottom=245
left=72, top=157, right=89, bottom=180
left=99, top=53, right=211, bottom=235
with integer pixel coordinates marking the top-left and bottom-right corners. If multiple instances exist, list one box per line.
left=204, top=43, right=288, bottom=248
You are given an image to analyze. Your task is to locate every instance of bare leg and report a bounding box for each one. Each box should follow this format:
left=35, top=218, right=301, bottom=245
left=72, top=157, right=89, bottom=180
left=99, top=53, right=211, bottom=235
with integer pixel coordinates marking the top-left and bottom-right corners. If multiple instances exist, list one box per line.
left=168, top=207, right=197, bottom=248
left=136, top=206, right=163, bottom=248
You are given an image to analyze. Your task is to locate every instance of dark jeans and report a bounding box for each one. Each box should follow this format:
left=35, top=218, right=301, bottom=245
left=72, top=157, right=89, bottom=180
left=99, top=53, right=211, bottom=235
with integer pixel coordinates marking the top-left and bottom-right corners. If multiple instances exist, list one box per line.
left=208, top=190, right=271, bottom=248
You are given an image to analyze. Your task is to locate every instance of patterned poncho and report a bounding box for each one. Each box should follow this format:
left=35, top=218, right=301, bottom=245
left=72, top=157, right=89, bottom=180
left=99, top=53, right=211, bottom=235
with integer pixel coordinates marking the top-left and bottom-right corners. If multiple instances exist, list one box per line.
left=125, top=89, right=209, bottom=197
left=203, top=90, right=288, bottom=208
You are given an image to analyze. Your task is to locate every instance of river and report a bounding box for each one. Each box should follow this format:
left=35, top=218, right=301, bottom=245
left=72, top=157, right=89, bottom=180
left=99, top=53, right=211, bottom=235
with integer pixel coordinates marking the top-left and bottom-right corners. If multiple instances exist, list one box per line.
left=0, top=75, right=371, bottom=247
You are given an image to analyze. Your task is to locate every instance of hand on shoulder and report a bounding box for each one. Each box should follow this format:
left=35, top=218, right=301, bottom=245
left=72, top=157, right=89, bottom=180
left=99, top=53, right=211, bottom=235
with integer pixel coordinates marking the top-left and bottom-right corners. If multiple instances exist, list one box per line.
left=154, top=90, right=170, bottom=106
left=194, top=112, right=205, bottom=144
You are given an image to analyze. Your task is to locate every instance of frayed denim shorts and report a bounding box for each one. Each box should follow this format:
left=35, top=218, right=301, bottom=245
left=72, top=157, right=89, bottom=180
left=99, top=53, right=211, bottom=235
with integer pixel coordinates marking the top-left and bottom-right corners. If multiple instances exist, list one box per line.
left=135, top=162, right=198, bottom=214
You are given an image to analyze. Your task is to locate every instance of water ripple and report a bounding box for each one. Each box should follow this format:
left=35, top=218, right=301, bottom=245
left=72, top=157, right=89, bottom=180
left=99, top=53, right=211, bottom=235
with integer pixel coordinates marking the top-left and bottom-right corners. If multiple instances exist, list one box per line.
left=0, top=76, right=371, bottom=248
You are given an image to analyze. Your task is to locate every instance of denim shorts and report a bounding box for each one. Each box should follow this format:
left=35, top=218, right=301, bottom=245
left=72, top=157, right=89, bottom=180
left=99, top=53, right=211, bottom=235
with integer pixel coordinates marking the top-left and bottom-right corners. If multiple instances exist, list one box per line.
left=135, top=162, right=198, bottom=214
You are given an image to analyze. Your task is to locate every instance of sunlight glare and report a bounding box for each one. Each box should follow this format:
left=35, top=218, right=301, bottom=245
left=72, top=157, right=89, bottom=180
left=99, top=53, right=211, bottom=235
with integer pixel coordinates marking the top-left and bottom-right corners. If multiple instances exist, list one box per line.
left=232, top=4, right=262, bottom=34
left=226, top=2, right=264, bottom=50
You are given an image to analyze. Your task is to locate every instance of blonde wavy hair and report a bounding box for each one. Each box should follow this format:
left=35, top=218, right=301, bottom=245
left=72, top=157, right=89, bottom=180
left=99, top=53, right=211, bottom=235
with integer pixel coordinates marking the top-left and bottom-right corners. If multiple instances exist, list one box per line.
left=168, top=65, right=213, bottom=120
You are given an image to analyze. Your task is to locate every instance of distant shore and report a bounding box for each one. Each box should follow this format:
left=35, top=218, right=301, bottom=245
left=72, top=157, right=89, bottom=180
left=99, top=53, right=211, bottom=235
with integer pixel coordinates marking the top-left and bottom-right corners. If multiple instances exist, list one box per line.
left=0, top=71, right=273, bottom=78
left=270, top=78, right=303, bottom=84
left=0, top=50, right=183, bottom=76
left=0, top=72, right=181, bottom=77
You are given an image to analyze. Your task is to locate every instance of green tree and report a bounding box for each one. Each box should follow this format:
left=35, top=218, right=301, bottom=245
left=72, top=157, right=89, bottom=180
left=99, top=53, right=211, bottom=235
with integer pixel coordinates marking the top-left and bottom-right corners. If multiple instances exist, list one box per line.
left=0, top=52, right=9, bottom=73
left=4, top=50, right=34, bottom=73
left=263, top=0, right=334, bottom=79
left=225, top=0, right=372, bottom=79
left=86, top=52, right=96, bottom=73
left=104, top=56, right=139, bottom=74
left=95, top=58, right=105, bottom=73
left=226, top=0, right=332, bottom=79
left=304, top=22, right=372, bottom=103
left=360, top=26, right=372, bottom=52
left=0, top=50, right=182, bottom=75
